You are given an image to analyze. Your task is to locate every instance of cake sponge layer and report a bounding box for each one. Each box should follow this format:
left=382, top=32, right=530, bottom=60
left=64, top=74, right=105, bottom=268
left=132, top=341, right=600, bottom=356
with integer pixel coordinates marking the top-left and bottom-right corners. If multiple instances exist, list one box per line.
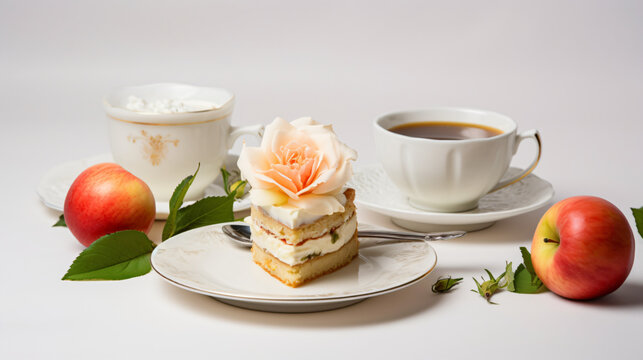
left=251, top=188, right=355, bottom=245
left=251, top=215, right=357, bottom=266
left=251, top=232, right=359, bottom=287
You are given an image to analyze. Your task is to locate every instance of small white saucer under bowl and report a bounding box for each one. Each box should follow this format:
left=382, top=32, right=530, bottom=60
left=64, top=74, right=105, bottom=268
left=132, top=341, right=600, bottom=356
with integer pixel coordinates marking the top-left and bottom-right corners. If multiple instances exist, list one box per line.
left=151, top=223, right=437, bottom=313
left=37, top=153, right=250, bottom=219
left=348, top=164, right=554, bottom=232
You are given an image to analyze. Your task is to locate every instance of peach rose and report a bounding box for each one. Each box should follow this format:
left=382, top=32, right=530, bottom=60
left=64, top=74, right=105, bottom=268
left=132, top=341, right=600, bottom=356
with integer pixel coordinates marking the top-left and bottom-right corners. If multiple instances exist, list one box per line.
left=238, top=117, right=357, bottom=212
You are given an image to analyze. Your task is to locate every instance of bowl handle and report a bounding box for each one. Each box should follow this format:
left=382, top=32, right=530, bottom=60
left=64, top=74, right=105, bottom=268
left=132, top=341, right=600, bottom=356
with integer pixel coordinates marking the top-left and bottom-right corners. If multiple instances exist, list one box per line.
left=227, top=124, right=264, bottom=149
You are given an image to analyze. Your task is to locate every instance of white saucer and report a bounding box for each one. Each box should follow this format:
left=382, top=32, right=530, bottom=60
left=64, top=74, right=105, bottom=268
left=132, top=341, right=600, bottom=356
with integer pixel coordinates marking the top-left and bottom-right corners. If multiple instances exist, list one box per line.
left=348, top=164, right=555, bottom=232
left=151, top=223, right=437, bottom=313
left=37, top=153, right=250, bottom=219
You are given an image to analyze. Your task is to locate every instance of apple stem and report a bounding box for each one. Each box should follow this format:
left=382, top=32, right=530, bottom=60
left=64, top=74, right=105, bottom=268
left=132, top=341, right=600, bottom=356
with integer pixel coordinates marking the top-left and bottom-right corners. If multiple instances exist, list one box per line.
left=543, top=238, right=560, bottom=244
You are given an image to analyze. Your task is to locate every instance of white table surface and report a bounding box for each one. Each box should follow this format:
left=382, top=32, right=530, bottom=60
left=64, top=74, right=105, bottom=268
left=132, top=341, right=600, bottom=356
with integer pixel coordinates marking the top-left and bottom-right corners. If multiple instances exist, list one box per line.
left=2, top=1, right=642, bottom=359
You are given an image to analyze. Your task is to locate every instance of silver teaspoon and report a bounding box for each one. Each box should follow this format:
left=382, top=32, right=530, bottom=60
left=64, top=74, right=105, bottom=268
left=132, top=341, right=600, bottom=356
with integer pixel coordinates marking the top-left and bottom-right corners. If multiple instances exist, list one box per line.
left=222, top=224, right=465, bottom=248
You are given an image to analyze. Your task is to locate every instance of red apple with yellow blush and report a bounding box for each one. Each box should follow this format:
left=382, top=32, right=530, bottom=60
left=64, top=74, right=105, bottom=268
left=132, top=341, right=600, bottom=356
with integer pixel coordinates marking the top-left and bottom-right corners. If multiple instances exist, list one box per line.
left=531, top=196, right=635, bottom=300
left=64, top=163, right=156, bottom=247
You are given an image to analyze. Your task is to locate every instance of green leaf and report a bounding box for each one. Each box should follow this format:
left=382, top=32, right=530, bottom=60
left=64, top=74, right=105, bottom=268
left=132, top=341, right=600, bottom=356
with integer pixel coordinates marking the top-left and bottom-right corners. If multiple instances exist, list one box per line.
left=173, top=194, right=236, bottom=236
left=161, top=165, right=237, bottom=241
left=62, top=230, right=155, bottom=280
left=484, top=268, right=496, bottom=282
left=221, top=166, right=232, bottom=195
left=512, top=264, right=546, bottom=293
left=162, top=164, right=200, bottom=241
left=53, top=214, right=67, bottom=227
left=519, top=246, right=546, bottom=287
left=632, top=207, right=643, bottom=238
left=520, top=246, right=537, bottom=279
left=505, top=262, right=515, bottom=292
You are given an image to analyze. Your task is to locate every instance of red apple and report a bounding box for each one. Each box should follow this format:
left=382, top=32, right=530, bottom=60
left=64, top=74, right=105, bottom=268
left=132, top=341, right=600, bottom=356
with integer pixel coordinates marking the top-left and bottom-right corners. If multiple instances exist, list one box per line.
left=531, top=196, right=635, bottom=300
left=64, top=163, right=156, bottom=247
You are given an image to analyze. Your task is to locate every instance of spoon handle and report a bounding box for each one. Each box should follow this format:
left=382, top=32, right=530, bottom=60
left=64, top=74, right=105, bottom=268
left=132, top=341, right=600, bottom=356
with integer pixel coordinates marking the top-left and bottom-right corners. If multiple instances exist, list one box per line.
left=357, top=230, right=465, bottom=241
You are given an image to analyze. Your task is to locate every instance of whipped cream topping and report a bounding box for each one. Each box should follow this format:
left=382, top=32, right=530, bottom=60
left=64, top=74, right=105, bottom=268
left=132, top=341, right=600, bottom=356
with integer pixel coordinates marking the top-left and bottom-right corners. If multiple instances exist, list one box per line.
left=251, top=215, right=357, bottom=266
left=125, top=96, right=216, bottom=113
left=256, top=192, right=347, bottom=228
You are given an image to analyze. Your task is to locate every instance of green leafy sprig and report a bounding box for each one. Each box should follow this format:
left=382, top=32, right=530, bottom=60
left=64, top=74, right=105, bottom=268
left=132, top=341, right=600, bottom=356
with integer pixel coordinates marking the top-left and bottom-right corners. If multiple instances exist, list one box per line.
left=62, top=230, right=154, bottom=280
left=508, top=247, right=546, bottom=294
left=61, top=166, right=236, bottom=281
left=470, top=247, right=547, bottom=304
left=432, top=276, right=463, bottom=293
left=632, top=207, right=643, bottom=238
left=471, top=268, right=509, bottom=304
left=162, top=164, right=200, bottom=241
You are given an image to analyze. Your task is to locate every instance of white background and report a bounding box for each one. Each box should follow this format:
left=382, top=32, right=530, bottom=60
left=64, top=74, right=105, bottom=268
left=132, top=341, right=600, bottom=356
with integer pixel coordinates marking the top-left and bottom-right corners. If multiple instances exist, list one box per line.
left=2, top=1, right=642, bottom=359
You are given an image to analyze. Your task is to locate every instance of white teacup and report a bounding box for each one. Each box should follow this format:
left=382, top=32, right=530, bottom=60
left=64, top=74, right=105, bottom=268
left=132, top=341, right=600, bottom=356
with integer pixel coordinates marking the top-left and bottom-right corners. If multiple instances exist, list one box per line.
left=104, top=83, right=263, bottom=201
left=374, top=108, right=541, bottom=212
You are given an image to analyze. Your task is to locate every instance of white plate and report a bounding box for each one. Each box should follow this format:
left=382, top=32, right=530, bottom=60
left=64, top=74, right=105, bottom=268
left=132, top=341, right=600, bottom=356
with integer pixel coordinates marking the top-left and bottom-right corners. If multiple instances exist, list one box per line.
left=348, top=164, right=555, bottom=232
left=150, top=223, right=437, bottom=313
left=37, top=153, right=250, bottom=219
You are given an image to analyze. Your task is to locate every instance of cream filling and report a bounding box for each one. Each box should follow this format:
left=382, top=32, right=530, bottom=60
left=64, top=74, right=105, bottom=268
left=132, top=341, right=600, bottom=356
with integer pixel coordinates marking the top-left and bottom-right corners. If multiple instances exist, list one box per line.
left=251, top=215, right=357, bottom=266
left=257, top=192, right=347, bottom=228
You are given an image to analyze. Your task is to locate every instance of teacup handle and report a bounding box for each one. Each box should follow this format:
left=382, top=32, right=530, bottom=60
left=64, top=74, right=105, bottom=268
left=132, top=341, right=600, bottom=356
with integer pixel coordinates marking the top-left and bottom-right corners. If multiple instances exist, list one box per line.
left=227, top=124, right=264, bottom=149
left=489, top=129, right=542, bottom=193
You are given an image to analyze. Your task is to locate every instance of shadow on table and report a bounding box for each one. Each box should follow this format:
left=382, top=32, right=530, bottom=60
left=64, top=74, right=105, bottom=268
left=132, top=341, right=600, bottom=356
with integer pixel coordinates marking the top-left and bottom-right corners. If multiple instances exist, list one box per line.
left=158, top=272, right=456, bottom=328
left=575, top=282, right=643, bottom=308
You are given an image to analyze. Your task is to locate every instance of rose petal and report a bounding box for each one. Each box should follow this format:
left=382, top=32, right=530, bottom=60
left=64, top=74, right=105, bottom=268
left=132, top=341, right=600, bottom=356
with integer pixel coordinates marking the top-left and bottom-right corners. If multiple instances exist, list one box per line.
left=305, top=129, right=349, bottom=170
left=254, top=172, right=299, bottom=199
left=261, top=117, right=294, bottom=158
left=249, top=188, right=289, bottom=206
left=238, top=145, right=272, bottom=189
left=290, top=117, right=317, bottom=128
left=297, top=166, right=334, bottom=196
left=312, top=159, right=353, bottom=195
left=270, top=164, right=303, bottom=191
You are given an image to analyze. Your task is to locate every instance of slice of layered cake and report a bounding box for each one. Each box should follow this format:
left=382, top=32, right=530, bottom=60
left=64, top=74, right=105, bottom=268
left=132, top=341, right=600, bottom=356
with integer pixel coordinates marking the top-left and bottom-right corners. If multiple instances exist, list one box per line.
left=237, top=117, right=358, bottom=287
left=250, top=189, right=358, bottom=287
